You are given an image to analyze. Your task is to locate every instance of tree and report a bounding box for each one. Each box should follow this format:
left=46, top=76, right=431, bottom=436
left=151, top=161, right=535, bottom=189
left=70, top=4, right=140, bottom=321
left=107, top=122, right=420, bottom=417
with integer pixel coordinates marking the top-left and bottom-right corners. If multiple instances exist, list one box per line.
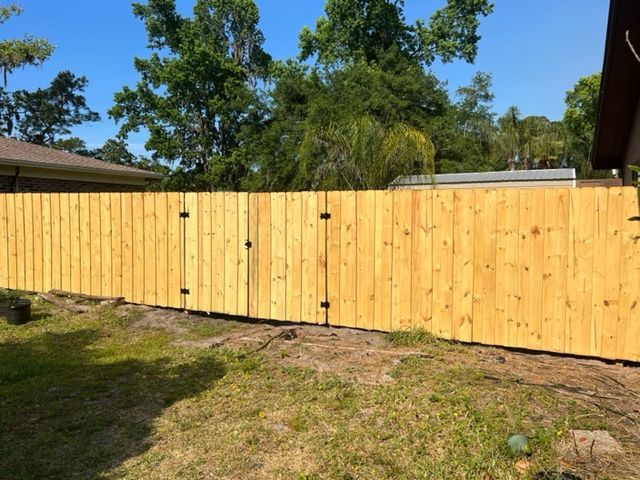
left=455, top=72, right=494, bottom=137
left=240, top=50, right=449, bottom=190
left=241, top=0, right=494, bottom=190
left=491, top=107, right=571, bottom=172
left=563, top=73, right=601, bottom=177
left=519, top=116, right=566, bottom=170
left=11, top=70, right=100, bottom=146
left=0, top=3, right=55, bottom=86
left=300, top=113, right=435, bottom=190
left=436, top=71, right=497, bottom=173
left=51, top=137, right=91, bottom=155
left=109, top=0, right=271, bottom=191
left=299, top=0, right=494, bottom=67
left=0, top=85, right=16, bottom=135
left=92, top=139, right=138, bottom=165
left=495, top=106, right=522, bottom=170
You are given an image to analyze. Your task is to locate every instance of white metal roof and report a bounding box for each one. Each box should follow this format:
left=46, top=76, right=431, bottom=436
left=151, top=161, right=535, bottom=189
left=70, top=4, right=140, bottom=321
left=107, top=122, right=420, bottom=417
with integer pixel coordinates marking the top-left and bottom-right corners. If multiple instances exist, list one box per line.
left=391, top=168, right=576, bottom=186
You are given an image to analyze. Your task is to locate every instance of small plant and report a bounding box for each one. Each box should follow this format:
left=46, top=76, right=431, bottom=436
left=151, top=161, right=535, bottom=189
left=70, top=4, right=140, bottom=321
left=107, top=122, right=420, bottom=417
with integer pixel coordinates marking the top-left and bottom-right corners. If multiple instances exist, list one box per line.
left=0, top=289, right=24, bottom=307
left=387, top=328, right=440, bottom=347
left=630, top=164, right=640, bottom=186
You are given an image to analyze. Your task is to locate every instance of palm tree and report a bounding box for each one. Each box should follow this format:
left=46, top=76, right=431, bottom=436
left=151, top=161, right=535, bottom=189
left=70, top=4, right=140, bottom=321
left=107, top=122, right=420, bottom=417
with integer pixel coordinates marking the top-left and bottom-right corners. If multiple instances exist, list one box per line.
left=300, top=114, right=435, bottom=190
left=495, top=106, right=521, bottom=170
left=521, top=119, right=567, bottom=169
left=494, top=108, right=567, bottom=170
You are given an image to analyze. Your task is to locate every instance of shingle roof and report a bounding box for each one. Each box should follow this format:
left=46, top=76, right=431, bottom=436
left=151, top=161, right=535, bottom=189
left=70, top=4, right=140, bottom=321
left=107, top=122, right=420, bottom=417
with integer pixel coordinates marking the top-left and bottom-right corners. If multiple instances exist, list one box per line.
left=391, top=168, right=576, bottom=186
left=0, top=137, right=163, bottom=179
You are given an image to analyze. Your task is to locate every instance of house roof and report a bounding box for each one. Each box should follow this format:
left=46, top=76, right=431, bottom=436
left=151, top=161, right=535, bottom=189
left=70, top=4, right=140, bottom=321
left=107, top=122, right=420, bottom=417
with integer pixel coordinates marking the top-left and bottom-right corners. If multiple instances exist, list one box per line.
left=0, top=137, right=163, bottom=179
left=391, top=169, right=576, bottom=187
left=592, top=0, right=640, bottom=170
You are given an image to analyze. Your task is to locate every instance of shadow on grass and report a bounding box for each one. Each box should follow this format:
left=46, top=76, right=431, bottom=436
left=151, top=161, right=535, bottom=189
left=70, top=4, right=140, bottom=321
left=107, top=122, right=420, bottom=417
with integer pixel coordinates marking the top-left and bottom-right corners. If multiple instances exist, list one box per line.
left=30, top=310, right=54, bottom=323
left=0, top=328, right=225, bottom=479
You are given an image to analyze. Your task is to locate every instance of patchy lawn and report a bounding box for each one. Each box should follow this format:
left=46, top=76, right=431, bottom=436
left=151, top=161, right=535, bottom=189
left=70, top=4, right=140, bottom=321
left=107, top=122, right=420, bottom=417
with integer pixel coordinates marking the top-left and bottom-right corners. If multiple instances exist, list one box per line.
left=1, top=297, right=639, bottom=480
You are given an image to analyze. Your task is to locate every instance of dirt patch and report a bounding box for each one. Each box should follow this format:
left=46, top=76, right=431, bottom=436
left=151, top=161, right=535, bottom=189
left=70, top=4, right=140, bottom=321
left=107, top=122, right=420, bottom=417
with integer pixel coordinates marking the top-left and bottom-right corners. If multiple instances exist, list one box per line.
left=171, top=320, right=427, bottom=385
left=120, top=304, right=247, bottom=340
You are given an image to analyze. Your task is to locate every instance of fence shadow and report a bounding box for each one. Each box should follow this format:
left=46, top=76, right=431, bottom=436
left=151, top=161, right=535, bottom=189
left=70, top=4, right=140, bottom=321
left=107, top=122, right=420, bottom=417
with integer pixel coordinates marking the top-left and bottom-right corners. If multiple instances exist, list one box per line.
left=0, top=328, right=225, bottom=478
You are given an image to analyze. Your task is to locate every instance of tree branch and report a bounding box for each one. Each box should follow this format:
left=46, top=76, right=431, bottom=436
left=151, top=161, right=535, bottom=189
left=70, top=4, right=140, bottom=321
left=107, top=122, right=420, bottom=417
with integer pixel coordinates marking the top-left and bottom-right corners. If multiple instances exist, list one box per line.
left=625, top=30, right=640, bottom=64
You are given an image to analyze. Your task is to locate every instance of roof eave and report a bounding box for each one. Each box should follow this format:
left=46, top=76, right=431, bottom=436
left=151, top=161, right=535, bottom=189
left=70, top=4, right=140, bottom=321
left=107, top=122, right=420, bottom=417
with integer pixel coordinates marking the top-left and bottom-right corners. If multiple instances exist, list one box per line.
left=591, top=0, right=619, bottom=170
left=591, top=0, right=640, bottom=170
left=0, top=157, right=164, bottom=180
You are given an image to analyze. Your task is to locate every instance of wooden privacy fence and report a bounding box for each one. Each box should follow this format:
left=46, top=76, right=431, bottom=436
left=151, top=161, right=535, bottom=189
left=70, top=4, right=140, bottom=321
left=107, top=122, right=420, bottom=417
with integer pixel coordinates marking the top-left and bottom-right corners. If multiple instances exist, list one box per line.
left=0, top=188, right=639, bottom=361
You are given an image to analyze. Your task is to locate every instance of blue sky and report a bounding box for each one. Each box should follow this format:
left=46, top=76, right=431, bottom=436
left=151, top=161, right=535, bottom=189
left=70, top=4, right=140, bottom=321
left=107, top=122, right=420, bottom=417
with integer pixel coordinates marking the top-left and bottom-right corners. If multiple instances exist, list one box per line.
left=5, top=0, right=608, bottom=154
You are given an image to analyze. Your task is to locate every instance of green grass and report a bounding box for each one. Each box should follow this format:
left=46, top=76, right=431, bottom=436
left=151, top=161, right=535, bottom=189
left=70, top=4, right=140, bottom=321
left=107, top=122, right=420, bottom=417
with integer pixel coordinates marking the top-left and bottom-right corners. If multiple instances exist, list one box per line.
left=386, top=327, right=443, bottom=347
left=178, top=317, right=237, bottom=339
left=0, top=299, right=609, bottom=479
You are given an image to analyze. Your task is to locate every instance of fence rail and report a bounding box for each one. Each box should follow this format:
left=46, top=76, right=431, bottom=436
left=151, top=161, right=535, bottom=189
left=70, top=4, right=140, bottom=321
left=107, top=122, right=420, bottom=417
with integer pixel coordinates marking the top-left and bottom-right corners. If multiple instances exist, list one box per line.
left=1, top=188, right=639, bottom=361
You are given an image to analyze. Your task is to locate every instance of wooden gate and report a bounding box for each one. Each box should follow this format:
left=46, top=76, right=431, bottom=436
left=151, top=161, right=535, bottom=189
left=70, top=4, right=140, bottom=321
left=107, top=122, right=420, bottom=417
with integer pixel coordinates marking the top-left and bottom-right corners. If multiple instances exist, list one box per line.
left=246, top=192, right=327, bottom=324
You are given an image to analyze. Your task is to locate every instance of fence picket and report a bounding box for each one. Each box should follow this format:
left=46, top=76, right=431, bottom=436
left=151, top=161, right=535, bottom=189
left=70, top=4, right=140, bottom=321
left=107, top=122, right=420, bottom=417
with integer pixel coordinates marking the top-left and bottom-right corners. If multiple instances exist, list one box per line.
left=452, top=190, right=475, bottom=342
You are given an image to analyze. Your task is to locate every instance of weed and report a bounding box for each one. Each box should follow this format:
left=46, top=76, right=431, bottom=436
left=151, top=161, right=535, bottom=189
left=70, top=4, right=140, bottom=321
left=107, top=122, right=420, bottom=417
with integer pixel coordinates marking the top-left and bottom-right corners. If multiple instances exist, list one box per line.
left=386, top=328, right=443, bottom=347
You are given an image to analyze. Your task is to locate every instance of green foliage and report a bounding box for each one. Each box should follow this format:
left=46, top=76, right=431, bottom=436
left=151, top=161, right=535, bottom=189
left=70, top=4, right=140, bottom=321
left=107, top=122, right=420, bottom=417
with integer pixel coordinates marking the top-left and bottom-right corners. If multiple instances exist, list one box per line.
left=7, top=0, right=614, bottom=188
left=299, top=0, right=493, bottom=67
left=10, top=70, right=100, bottom=145
left=520, top=116, right=566, bottom=169
left=0, top=288, right=23, bottom=306
left=90, top=138, right=137, bottom=165
left=495, top=105, right=522, bottom=170
left=436, top=71, right=498, bottom=173
left=89, top=138, right=171, bottom=190
left=631, top=164, right=640, bottom=188
left=564, top=73, right=600, bottom=144
left=0, top=6, right=97, bottom=150
left=52, top=137, right=91, bottom=155
left=455, top=71, right=494, bottom=136
left=0, top=3, right=55, bottom=86
left=103, top=0, right=499, bottom=190
left=419, top=0, right=494, bottom=64
left=300, top=114, right=434, bottom=190
left=492, top=107, right=569, bottom=172
left=387, top=328, right=440, bottom=347
left=241, top=49, right=448, bottom=191
left=109, top=0, right=272, bottom=191
left=563, top=72, right=604, bottom=178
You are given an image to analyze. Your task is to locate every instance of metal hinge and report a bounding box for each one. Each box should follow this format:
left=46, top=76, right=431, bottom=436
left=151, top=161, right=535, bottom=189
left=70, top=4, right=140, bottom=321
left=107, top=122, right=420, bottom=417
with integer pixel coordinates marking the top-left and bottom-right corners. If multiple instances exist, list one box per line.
left=320, top=212, right=331, bottom=220
left=320, top=301, right=330, bottom=309
left=181, top=288, right=190, bottom=295
left=245, top=239, right=253, bottom=249
left=180, top=211, right=190, bottom=218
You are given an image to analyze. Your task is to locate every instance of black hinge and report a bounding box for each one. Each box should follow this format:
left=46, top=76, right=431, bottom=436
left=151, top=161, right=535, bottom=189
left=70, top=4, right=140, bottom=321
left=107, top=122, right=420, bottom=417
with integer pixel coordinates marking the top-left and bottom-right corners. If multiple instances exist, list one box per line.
left=245, top=239, right=252, bottom=249
left=320, top=301, right=330, bottom=309
left=180, top=211, right=190, bottom=218
left=320, top=212, right=331, bottom=220
left=181, top=288, right=190, bottom=295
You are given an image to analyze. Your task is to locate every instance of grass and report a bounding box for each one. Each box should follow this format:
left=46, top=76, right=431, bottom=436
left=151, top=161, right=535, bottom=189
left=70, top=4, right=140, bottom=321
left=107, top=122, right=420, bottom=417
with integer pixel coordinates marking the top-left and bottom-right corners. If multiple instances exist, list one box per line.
left=386, top=327, right=444, bottom=347
left=0, top=299, right=613, bottom=479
